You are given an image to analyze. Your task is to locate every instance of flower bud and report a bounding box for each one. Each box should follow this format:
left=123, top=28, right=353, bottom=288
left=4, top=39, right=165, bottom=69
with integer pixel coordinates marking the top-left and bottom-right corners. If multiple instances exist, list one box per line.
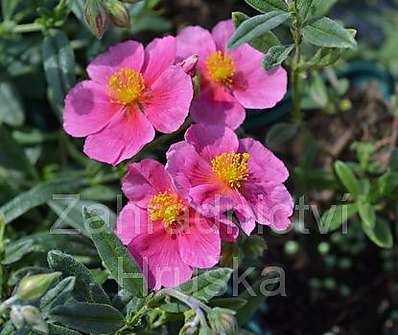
left=105, top=0, right=130, bottom=28
left=10, top=306, right=24, bottom=329
left=208, top=308, right=238, bottom=335
left=177, top=55, right=199, bottom=77
left=21, top=306, right=49, bottom=334
left=84, top=0, right=109, bottom=39
left=17, top=272, right=61, bottom=301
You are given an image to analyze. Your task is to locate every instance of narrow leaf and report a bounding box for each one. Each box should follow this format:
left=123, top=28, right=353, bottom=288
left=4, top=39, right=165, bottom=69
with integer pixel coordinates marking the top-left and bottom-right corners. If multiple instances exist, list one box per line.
left=42, top=29, right=76, bottom=119
left=48, top=324, right=81, bottom=335
left=0, top=80, right=24, bottom=126
left=334, top=161, right=361, bottom=198
left=244, top=0, right=288, bottom=13
left=302, top=17, right=357, bottom=49
left=50, top=303, right=124, bottom=335
left=265, top=122, right=298, bottom=148
left=48, top=250, right=110, bottom=304
left=177, top=268, right=233, bottom=302
left=228, top=11, right=290, bottom=50
left=263, top=44, right=294, bottom=70
left=40, top=277, right=76, bottom=315
left=0, top=177, right=85, bottom=224
left=232, top=11, right=280, bottom=52
left=362, top=218, right=393, bottom=249
left=84, top=210, right=147, bottom=297
left=358, top=202, right=376, bottom=229
left=320, top=203, right=358, bottom=232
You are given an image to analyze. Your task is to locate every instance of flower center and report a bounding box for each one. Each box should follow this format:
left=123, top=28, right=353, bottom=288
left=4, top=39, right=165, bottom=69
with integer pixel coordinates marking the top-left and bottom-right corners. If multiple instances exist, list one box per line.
left=206, top=51, right=235, bottom=86
left=148, top=192, right=187, bottom=228
left=108, top=68, right=145, bottom=105
left=211, top=152, right=250, bottom=189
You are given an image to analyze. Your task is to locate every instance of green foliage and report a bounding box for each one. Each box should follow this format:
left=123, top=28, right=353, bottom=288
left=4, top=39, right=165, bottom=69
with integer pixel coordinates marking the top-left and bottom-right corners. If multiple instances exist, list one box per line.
left=84, top=210, right=147, bottom=298
left=49, top=302, right=125, bottom=334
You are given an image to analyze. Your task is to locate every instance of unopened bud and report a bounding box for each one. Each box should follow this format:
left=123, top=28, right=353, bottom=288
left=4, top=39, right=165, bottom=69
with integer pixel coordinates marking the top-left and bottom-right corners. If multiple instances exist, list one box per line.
left=84, top=0, right=109, bottom=39
left=106, top=0, right=130, bottom=28
left=17, top=272, right=61, bottom=300
left=21, top=306, right=48, bottom=334
left=177, top=55, right=199, bottom=77
left=208, top=308, right=238, bottom=335
left=10, top=306, right=24, bottom=329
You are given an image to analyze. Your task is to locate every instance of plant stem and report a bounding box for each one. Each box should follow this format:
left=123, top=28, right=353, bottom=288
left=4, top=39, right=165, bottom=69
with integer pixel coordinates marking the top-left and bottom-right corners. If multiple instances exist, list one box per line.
left=291, top=0, right=303, bottom=123
left=159, top=289, right=210, bottom=328
left=13, top=23, right=42, bottom=34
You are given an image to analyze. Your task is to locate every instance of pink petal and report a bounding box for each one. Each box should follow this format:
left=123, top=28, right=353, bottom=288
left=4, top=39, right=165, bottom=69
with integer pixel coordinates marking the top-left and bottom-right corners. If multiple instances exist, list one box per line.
left=231, top=46, right=287, bottom=109
left=87, top=41, right=144, bottom=85
left=142, top=36, right=177, bottom=86
left=211, top=19, right=234, bottom=51
left=239, top=138, right=289, bottom=183
left=185, top=124, right=239, bottom=162
left=63, top=81, right=118, bottom=137
left=191, top=85, right=246, bottom=130
left=242, top=181, right=293, bottom=231
left=177, top=215, right=220, bottom=268
left=143, top=66, right=193, bottom=133
left=166, top=142, right=214, bottom=198
left=116, top=202, right=154, bottom=245
left=219, top=221, right=239, bottom=242
left=129, top=229, right=192, bottom=289
left=123, top=159, right=177, bottom=207
left=176, top=26, right=216, bottom=71
left=83, top=107, right=155, bottom=165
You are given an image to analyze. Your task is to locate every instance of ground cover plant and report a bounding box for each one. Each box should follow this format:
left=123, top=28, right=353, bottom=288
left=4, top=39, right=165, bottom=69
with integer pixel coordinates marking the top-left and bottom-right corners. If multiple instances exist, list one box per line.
left=0, top=0, right=398, bottom=334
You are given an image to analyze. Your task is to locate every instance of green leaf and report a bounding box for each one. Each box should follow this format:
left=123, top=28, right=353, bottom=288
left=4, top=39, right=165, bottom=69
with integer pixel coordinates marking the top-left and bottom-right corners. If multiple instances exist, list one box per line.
left=362, top=218, right=393, bottom=249
left=40, top=277, right=76, bottom=315
left=320, top=203, right=358, bottom=232
left=357, top=202, right=376, bottom=229
left=42, top=29, right=76, bottom=119
left=84, top=210, right=147, bottom=297
left=0, top=81, right=24, bottom=127
left=263, top=44, right=294, bottom=70
left=2, top=238, right=35, bottom=265
left=1, top=0, right=21, bottom=20
left=309, top=72, right=328, bottom=107
left=49, top=303, right=124, bottom=335
left=48, top=250, right=111, bottom=304
left=0, top=177, right=85, bottom=224
left=312, top=0, right=337, bottom=17
left=48, top=198, right=116, bottom=236
left=228, top=11, right=290, bottom=50
left=244, top=0, right=288, bottom=13
left=297, top=0, right=317, bottom=22
left=0, top=321, right=14, bottom=335
left=306, top=48, right=342, bottom=69
left=48, top=324, right=81, bottom=335
left=334, top=161, right=361, bottom=198
left=208, top=297, right=247, bottom=311
left=232, top=11, right=280, bottom=53
left=302, top=17, right=357, bottom=49
left=0, top=127, right=33, bottom=175
left=265, top=122, right=298, bottom=149
left=177, top=268, right=233, bottom=302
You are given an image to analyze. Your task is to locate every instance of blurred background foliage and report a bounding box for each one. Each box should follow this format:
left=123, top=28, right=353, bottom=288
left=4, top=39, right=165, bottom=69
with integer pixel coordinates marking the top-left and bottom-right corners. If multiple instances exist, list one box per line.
left=0, top=0, right=398, bottom=334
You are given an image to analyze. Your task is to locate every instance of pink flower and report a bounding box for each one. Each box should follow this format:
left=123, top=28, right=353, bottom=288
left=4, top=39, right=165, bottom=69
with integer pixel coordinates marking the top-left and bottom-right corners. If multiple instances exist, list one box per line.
left=176, top=20, right=287, bottom=130
left=166, top=124, right=294, bottom=236
left=64, top=37, right=193, bottom=165
left=116, top=159, right=222, bottom=289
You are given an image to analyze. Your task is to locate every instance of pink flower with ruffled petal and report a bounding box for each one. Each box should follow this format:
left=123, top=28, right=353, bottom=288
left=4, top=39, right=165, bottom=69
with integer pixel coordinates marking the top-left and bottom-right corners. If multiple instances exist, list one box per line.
left=166, top=124, right=294, bottom=236
left=116, top=159, right=221, bottom=289
left=64, top=37, right=193, bottom=165
left=176, top=20, right=287, bottom=130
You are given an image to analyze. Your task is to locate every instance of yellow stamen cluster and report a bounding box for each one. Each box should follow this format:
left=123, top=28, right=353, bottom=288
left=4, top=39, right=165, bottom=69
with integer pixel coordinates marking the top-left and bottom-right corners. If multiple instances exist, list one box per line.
left=206, top=51, right=235, bottom=86
left=148, top=192, right=186, bottom=228
left=108, top=68, right=145, bottom=105
left=211, top=152, right=250, bottom=189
